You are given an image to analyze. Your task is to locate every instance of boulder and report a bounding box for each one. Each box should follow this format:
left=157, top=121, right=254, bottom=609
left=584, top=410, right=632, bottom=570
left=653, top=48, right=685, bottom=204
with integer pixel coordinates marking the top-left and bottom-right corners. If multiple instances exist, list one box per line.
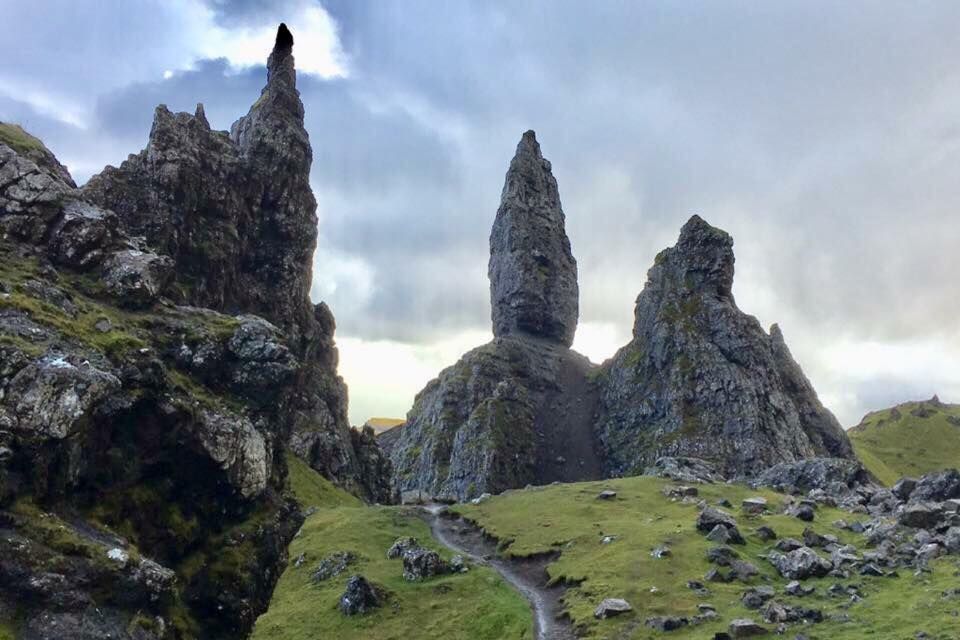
left=728, top=618, right=769, bottom=638
left=402, top=547, right=449, bottom=581
left=387, top=537, right=419, bottom=559
left=100, top=249, right=173, bottom=308
left=338, top=575, right=380, bottom=616
left=892, top=477, right=918, bottom=501
left=899, top=503, right=943, bottom=529
left=645, top=616, right=688, bottom=631
left=768, top=547, right=832, bottom=580
left=594, top=598, right=632, bottom=619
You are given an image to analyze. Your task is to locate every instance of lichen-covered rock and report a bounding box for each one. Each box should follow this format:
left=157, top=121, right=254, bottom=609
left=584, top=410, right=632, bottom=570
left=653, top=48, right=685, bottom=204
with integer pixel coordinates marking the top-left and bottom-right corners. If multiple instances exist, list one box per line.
left=46, top=200, right=118, bottom=269
left=750, top=457, right=874, bottom=494
left=338, top=575, right=381, bottom=615
left=4, top=354, right=121, bottom=442
left=489, top=130, right=578, bottom=347
left=193, top=408, right=269, bottom=499
left=767, top=547, right=833, bottom=580
left=595, top=215, right=855, bottom=478
left=100, top=249, right=173, bottom=308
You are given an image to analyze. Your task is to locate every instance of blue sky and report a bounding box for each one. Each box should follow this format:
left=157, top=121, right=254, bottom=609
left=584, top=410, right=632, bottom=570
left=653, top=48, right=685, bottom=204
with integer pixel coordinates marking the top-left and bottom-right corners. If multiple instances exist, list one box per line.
left=3, top=0, right=960, bottom=426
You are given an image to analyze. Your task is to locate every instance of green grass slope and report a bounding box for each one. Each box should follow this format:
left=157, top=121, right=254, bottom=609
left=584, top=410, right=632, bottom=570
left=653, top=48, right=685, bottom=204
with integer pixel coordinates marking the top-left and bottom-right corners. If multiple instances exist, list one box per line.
left=455, top=475, right=960, bottom=639
left=252, top=457, right=531, bottom=640
left=849, top=397, right=960, bottom=485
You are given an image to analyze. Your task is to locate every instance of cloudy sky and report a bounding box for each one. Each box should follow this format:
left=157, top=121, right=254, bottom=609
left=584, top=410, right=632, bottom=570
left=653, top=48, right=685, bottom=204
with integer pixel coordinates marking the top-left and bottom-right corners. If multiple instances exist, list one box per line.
left=3, top=0, right=960, bottom=427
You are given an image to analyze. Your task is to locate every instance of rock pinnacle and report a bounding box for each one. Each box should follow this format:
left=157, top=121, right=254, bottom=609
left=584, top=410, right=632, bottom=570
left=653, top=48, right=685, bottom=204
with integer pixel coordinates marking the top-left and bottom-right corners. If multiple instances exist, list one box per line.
left=488, top=130, right=579, bottom=346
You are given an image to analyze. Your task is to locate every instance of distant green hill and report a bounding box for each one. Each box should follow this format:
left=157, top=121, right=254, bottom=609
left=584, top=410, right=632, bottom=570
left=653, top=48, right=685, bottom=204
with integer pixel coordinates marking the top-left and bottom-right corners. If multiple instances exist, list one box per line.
left=849, top=396, right=960, bottom=485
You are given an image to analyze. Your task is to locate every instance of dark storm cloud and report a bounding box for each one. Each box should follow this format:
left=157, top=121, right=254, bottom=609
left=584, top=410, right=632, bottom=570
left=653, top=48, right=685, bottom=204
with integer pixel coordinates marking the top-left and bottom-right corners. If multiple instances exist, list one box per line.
left=3, top=1, right=960, bottom=422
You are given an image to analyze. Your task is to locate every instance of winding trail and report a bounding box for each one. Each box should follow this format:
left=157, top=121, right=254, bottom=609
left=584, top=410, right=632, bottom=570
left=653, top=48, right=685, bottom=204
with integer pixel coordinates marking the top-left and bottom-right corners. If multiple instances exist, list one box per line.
left=420, top=505, right=577, bottom=640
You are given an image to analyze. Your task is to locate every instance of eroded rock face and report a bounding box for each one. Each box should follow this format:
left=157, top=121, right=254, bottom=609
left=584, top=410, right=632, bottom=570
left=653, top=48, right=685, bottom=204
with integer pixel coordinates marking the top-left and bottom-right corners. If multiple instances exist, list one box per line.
left=489, top=131, right=578, bottom=347
left=390, top=132, right=600, bottom=501
left=82, top=27, right=388, bottom=500
left=390, top=335, right=602, bottom=501
left=0, top=23, right=387, bottom=640
left=594, top=215, right=855, bottom=478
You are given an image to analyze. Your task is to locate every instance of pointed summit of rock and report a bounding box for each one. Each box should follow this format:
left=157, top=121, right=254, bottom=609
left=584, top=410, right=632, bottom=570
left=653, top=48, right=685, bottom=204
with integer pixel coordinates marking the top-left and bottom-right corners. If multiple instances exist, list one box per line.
left=275, top=22, right=294, bottom=50
left=267, top=23, right=297, bottom=90
left=489, top=130, right=579, bottom=346
left=596, top=215, right=854, bottom=478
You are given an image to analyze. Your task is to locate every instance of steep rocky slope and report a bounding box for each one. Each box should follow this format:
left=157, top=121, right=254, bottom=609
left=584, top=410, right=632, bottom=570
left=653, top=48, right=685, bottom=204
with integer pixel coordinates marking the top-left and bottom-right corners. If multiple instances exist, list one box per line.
left=0, top=24, right=389, bottom=640
left=82, top=25, right=390, bottom=502
left=849, top=396, right=960, bottom=485
left=388, top=132, right=603, bottom=501
left=594, top=215, right=855, bottom=479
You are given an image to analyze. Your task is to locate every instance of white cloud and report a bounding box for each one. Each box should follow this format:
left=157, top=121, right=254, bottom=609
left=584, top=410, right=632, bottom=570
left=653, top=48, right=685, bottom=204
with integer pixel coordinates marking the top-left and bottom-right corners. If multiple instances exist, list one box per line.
left=180, top=0, right=347, bottom=78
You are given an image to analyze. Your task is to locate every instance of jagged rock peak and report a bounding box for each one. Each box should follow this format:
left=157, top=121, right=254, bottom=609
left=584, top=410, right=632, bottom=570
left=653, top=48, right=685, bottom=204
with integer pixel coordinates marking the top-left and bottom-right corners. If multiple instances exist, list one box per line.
left=651, top=214, right=735, bottom=300
left=489, top=130, right=579, bottom=347
left=596, top=215, right=855, bottom=478
left=267, top=22, right=297, bottom=89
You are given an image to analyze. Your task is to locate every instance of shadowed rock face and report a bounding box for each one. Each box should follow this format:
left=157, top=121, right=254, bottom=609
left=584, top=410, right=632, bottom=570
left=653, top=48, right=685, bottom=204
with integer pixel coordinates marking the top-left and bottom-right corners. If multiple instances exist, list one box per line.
left=0, top=24, right=392, bottom=640
left=83, top=27, right=392, bottom=502
left=594, top=215, right=855, bottom=478
left=489, top=130, right=579, bottom=347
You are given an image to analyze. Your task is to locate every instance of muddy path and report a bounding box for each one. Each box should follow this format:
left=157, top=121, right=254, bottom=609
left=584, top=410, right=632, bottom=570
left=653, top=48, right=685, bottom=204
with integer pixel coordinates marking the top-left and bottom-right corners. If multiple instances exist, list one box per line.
left=420, top=505, right=577, bottom=640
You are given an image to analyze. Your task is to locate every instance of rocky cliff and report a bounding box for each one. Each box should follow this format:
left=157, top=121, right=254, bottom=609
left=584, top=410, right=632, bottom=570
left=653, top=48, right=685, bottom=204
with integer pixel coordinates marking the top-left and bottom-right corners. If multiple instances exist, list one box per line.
left=0, top=24, right=389, bottom=640
left=594, top=215, right=855, bottom=478
left=389, top=132, right=602, bottom=501
left=83, top=25, right=390, bottom=501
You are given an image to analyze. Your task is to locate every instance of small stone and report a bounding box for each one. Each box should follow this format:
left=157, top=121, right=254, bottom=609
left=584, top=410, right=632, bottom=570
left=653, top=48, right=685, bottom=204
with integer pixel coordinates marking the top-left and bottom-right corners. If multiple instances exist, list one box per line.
left=594, top=598, right=632, bottom=619
left=645, top=616, right=688, bottom=631
left=755, top=526, right=777, bottom=541
left=742, top=497, right=768, bottom=513
left=93, top=317, right=112, bottom=333
left=597, top=489, right=617, bottom=500
left=728, top=618, right=769, bottom=638
left=651, top=545, right=672, bottom=558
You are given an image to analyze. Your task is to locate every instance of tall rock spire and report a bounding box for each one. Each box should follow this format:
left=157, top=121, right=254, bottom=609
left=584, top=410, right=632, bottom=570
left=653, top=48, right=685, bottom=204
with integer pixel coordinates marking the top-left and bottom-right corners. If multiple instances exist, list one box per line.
left=489, top=130, right=579, bottom=347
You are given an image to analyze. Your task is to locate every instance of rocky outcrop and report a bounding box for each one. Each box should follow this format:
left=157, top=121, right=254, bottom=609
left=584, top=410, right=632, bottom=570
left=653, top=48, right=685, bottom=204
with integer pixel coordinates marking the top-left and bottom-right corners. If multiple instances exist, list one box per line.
left=391, top=335, right=601, bottom=500
left=392, top=146, right=855, bottom=500
left=82, top=25, right=389, bottom=500
left=594, top=215, right=855, bottom=478
left=0, top=23, right=389, bottom=640
left=390, top=133, right=601, bottom=501
left=489, top=131, right=578, bottom=347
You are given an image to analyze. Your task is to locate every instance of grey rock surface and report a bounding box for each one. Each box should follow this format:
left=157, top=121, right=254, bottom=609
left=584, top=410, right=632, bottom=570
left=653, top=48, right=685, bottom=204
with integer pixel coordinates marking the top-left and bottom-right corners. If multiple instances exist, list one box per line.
left=389, top=335, right=602, bottom=501
left=595, top=215, right=855, bottom=478
left=82, top=26, right=389, bottom=501
left=489, top=130, right=578, bottom=346
left=0, top=23, right=387, bottom=640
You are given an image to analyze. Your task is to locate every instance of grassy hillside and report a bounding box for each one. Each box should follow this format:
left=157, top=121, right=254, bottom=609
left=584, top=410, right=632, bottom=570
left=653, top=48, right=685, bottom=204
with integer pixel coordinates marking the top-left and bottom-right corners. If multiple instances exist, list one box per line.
left=261, top=459, right=960, bottom=639
left=849, top=397, right=960, bottom=485
left=252, top=457, right=531, bottom=640
left=455, top=476, right=960, bottom=639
